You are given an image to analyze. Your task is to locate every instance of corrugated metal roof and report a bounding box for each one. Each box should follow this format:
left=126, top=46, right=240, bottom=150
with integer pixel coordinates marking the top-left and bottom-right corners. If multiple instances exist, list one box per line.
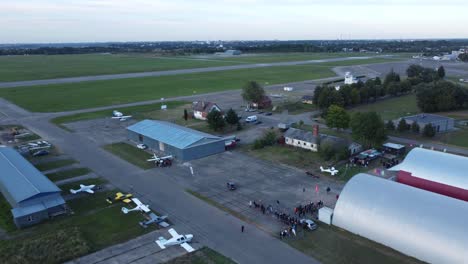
left=390, top=148, right=468, bottom=190
left=333, top=174, right=468, bottom=264
left=127, top=120, right=222, bottom=149
left=11, top=203, right=46, bottom=218
left=0, top=147, right=61, bottom=207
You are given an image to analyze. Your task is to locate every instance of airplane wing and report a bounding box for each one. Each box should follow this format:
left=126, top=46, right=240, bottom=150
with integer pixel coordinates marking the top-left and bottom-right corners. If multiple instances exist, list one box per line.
left=168, top=228, right=179, bottom=238
left=85, top=189, right=95, bottom=194
left=132, top=198, right=143, bottom=206
left=180, top=242, right=195, bottom=253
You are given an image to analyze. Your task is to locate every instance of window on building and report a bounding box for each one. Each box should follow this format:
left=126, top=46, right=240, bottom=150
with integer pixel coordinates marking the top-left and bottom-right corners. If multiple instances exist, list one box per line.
left=27, top=215, right=34, bottom=222
left=138, top=134, right=143, bottom=142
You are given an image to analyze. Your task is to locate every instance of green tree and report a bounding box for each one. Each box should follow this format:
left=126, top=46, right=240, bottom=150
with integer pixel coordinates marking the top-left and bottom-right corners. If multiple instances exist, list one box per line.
left=397, top=118, right=409, bottom=132
left=326, top=105, right=350, bottom=130
left=242, top=81, right=265, bottom=103
left=317, top=86, right=344, bottom=109
left=437, top=66, right=446, bottom=79
left=350, top=88, right=361, bottom=105
left=350, top=112, right=387, bottom=147
left=386, top=120, right=395, bottom=131
left=406, top=64, right=424, bottom=78
left=374, top=77, right=382, bottom=86
left=384, top=69, right=401, bottom=89
left=206, top=110, right=225, bottom=131
left=459, top=53, right=468, bottom=62
left=225, top=108, right=239, bottom=126
left=423, top=123, right=436, bottom=137
left=411, top=121, right=420, bottom=133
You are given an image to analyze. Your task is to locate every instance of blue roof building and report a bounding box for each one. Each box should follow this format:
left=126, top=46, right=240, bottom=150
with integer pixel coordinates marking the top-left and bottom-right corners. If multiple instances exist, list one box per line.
left=127, top=120, right=226, bottom=161
left=0, top=146, right=66, bottom=228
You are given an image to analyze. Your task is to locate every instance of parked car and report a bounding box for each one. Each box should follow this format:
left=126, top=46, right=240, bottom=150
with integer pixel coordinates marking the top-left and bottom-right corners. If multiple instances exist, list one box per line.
left=300, top=219, right=318, bottom=231
left=226, top=182, right=237, bottom=191
left=265, top=112, right=272, bottom=116
left=254, top=121, right=263, bottom=125
left=257, top=111, right=264, bottom=114
left=245, top=115, right=258, bottom=123
left=32, top=150, right=49, bottom=157
left=136, top=144, right=147, bottom=150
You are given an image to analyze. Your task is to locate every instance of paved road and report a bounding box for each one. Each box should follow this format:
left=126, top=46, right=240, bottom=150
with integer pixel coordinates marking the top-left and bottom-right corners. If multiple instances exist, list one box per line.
left=0, top=56, right=388, bottom=88
left=0, top=101, right=318, bottom=263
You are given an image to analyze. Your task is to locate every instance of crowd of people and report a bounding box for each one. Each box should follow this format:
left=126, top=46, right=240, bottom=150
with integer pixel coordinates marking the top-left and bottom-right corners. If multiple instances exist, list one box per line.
left=249, top=199, right=325, bottom=239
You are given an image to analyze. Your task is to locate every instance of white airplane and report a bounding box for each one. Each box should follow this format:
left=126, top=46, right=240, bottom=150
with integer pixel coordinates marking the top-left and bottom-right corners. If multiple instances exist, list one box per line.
left=320, top=166, right=339, bottom=176
left=70, top=184, right=95, bottom=194
left=121, top=198, right=151, bottom=214
left=155, top=228, right=194, bottom=252
left=111, top=110, right=132, bottom=121
left=147, top=153, right=173, bottom=163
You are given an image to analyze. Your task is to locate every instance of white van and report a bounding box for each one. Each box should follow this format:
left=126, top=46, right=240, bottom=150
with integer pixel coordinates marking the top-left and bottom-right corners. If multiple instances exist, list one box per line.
left=245, top=115, right=258, bottom=123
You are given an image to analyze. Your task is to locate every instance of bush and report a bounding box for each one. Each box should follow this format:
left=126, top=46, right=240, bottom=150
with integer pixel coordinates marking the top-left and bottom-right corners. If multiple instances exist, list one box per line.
left=397, top=118, right=409, bottom=133
left=423, top=123, right=436, bottom=137
left=385, top=120, right=395, bottom=131
left=411, top=121, right=420, bottom=133
left=252, top=130, right=277, bottom=149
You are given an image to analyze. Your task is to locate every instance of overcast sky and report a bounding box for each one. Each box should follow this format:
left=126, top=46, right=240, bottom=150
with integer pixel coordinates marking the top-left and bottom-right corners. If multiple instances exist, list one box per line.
left=1, top=0, right=468, bottom=43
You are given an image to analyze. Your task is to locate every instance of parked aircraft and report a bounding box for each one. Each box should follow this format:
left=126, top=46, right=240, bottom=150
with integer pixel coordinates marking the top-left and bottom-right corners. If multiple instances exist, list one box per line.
left=320, top=166, right=339, bottom=176
left=155, top=228, right=194, bottom=252
left=70, top=184, right=95, bottom=194
left=147, top=153, right=173, bottom=167
left=111, top=110, right=132, bottom=121
left=121, top=198, right=151, bottom=214
left=139, top=212, right=170, bottom=228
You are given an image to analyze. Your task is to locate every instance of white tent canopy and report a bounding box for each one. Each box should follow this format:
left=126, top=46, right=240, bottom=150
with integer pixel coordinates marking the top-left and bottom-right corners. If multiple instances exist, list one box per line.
left=333, top=174, right=468, bottom=264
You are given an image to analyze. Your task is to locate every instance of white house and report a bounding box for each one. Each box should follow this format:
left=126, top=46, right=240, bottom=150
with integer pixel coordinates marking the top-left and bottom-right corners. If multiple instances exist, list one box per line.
left=192, top=101, right=222, bottom=120
left=284, top=128, right=319, bottom=151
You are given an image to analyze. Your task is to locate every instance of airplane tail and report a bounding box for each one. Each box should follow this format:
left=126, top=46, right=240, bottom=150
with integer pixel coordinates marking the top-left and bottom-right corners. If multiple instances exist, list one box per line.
left=70, top=189, right=78, bottom=194
left=319, top=166, right=324, bottom=172
left=155, top=238, right=167, bottom=249
left=121, top=207, right=130, bottom=214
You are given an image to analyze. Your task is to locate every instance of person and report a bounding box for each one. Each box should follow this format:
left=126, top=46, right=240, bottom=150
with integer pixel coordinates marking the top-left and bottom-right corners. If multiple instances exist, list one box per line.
left=241, top=225, right=244, bottom=233
left=303, top=187, right=305, bottom=192
left=326, top=187, right=331, bottom=194
left=276, top=200, right=280, bottom=205
left=249, top=200, right=253, bottom=207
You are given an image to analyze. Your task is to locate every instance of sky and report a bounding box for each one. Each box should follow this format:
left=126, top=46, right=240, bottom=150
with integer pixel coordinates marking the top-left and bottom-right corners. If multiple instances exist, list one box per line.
left=1, top=0, right=468, bottom=43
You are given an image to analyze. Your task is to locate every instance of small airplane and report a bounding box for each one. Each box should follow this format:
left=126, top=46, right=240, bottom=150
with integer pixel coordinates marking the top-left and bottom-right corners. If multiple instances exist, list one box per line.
left=111, top=110, right=132, bottom=121
left=70, top=184, right=96, bottom=194
left=320, top=166, right=339, bottom=176
left=156, top=228, right=194, bottom=252
left=121, top=198, right=151, bottom=214
left=139, top=212, right=170, bottom=228
left=147, top=153, right=173, bottom=163
left=106, top=192, right=133, bottom=204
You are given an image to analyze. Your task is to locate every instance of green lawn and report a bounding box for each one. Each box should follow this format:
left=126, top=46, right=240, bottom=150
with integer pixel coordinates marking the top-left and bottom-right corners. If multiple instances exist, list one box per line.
left=103, top=142, right=153, bottom=170
left=166, top=247, right=237, bottom=264
left=0, top=194, right=16, bottom=232
left=35, top=159, right=77, bottom=171
left=0, top=191, right=153, bottom=263
left=349, top=94, right=419, bottom=120
left=0, top=58, right=400, bottom=113
left=51, top=101, right=187, bottom=129
left=439, top=126, right=468, bottom=148
left=0, top=53, right=243, bottom=82
left=46, top=167, right=92, bottom=182
left=288, top=224, right=422, bottom=264
left=274, top=101, right=318, bottom=115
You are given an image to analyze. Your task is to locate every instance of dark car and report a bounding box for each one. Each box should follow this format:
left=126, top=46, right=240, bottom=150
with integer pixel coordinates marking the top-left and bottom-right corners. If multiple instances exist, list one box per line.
left=255, top=121, right=263, bottom=125
left=227, top=182, right=237, bottom=191
left=32, top=150, right=50, bottom=157
left=257, top=111, right=264, bottom=114
left=265, top=112, right=272, bottom=116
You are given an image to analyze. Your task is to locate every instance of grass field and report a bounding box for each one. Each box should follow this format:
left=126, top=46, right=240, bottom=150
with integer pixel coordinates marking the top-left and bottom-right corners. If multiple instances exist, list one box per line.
left=166, top=247, right=236, bottom=264
left=0, top=58, right=399, bottom=113
left=349, top=94, right=419, bottom=120
left=0, top=191, right=153, bottom=263
left=51, top=101, right=187, bottom=129
left=287, top=224, right=422, bottom=264
left=0, top=53, right=402, bottom=82
left=35, top=159, right=77, bottom=171
left=0, top=54, right=243, bottom=82
left=0, top=194, right=16, bottom=232
left=46, top=167, right=92, bottom=182
left=103, top=142, right=153, bottom=170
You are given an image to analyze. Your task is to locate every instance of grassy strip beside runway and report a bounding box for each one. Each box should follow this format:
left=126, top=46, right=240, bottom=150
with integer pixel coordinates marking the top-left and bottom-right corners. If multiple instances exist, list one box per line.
left=103, top=142, right=154, bottom=170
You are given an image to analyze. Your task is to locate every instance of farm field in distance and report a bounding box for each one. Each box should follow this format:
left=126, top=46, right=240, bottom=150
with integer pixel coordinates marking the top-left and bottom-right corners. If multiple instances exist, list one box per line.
left=0, top=57, right=398, bottom=112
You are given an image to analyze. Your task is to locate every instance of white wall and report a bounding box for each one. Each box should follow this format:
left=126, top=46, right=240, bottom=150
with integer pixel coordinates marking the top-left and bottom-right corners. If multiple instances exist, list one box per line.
left=285, top=137, right=317, bottom=151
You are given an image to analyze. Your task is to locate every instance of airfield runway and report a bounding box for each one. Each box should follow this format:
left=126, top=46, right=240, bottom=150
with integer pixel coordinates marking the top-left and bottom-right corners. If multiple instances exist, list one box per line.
left=0, top=55, right=386, bottom=88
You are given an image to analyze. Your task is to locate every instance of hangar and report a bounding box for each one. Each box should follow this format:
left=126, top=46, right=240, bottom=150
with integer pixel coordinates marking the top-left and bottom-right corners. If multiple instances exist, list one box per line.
left=0, top=146, right=66, bottom=228
left=389, top=148, right=468, bottom=200
left=333, top=174, right=468, bottom=264
left=127, top=120, right=225, bottom=161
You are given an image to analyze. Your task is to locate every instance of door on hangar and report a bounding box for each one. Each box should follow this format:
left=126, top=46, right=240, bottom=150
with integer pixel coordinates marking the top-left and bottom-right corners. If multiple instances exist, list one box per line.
left=159, top=142, right=165, bottom=151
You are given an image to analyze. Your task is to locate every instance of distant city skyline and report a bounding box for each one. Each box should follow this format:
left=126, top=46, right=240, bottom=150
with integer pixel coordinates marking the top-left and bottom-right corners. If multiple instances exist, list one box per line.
left=1, top=0, right=468, bottom=43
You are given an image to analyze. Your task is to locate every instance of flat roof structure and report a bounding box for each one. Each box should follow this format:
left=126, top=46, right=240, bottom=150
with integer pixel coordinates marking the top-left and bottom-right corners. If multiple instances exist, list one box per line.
left=403, top=113, right=453, bottom=124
